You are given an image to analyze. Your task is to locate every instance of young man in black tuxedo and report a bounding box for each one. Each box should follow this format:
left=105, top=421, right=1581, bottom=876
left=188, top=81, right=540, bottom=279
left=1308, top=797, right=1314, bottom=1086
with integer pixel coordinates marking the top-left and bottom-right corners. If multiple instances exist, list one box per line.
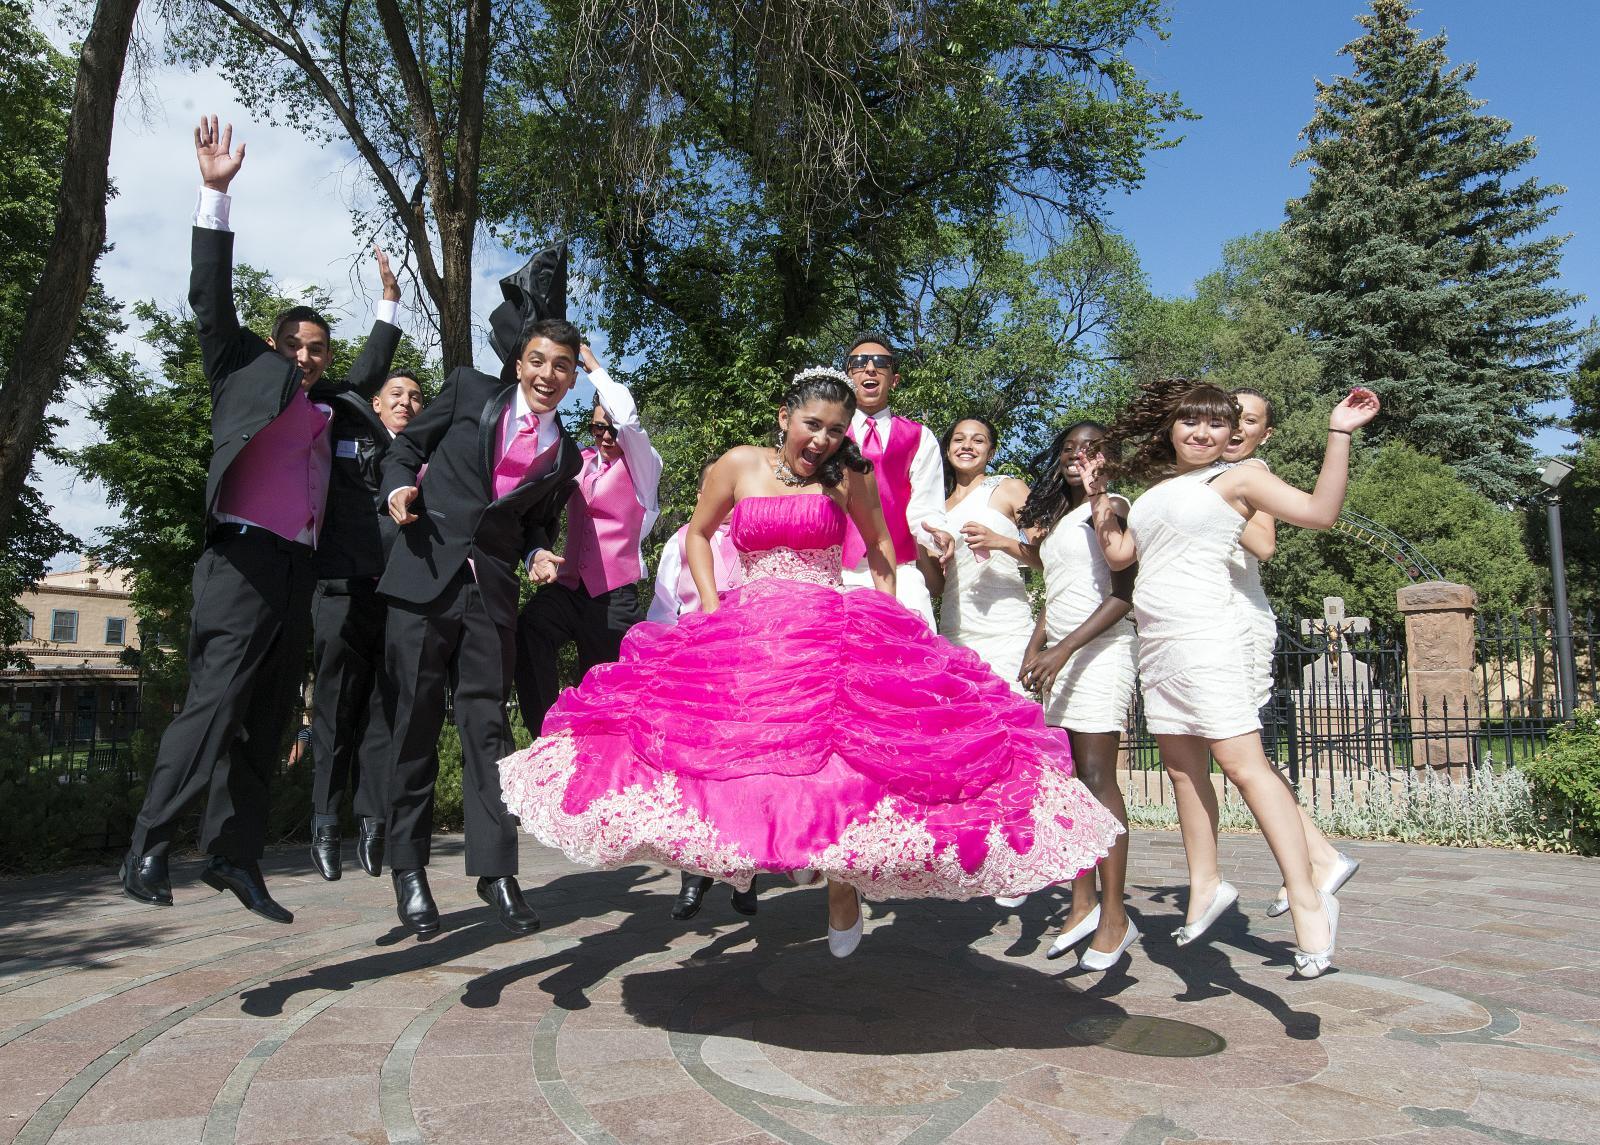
left=378, top=321, right=584, bottom=936
left=307, top=371, right=426, bottom=880
left=121, top=116, right=402, bottom=921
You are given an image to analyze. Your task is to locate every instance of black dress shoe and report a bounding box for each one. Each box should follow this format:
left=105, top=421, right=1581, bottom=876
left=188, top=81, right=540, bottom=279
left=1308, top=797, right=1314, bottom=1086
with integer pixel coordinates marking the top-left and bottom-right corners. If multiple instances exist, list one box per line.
left=356, top=817, right=385, bottom=878
left=672, top=874, right=714, bottom=920
left=730, top=882, right=759, bottom=916
left=310, top=825, right=342, bottom=881
left=121, top=850, right=172, bottom=906
left=392, top=868, right=440, bottom=935
left=476, top=876, right=540, bottom=934
left=201, top=856, right=293, bottom=923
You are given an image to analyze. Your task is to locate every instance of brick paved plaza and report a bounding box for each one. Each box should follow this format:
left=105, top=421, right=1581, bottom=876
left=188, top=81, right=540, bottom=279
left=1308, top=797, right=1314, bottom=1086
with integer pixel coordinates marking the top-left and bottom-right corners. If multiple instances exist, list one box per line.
left=2, top=832, right=1597, bottom=1145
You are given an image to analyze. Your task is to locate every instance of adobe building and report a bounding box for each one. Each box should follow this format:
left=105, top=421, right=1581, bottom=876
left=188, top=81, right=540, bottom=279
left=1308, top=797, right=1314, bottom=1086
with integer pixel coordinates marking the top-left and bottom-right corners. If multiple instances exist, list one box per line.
left=6, top=558, right=142, bottom=746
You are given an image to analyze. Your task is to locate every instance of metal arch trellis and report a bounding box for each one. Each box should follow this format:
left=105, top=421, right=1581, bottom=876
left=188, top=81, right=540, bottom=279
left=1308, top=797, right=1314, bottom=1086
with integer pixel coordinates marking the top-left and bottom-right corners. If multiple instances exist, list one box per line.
left=1331, top=510, right=1444, bottom=583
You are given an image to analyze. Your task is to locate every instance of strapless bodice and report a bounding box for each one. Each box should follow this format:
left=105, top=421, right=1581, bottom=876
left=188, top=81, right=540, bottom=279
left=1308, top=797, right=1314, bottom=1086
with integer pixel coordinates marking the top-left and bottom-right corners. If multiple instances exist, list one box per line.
left=729, top=495, right=846, bottom=587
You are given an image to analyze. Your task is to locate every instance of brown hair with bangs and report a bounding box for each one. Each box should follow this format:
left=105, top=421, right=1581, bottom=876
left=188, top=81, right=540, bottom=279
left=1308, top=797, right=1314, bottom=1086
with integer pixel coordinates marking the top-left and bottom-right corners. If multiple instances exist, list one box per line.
left=1107, top=377, right=1241, bottom=481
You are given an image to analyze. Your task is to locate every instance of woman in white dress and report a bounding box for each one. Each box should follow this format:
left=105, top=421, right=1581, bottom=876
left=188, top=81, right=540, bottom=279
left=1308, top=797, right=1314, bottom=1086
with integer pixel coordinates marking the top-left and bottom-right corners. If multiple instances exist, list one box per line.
left=936, top=417, right=1036, bottom=693
left=1225, top=389, right=1360, bottom=918
left=1085, top=379, right=1380, bottom=978
left=1015, top=421, right=1140, bottom=971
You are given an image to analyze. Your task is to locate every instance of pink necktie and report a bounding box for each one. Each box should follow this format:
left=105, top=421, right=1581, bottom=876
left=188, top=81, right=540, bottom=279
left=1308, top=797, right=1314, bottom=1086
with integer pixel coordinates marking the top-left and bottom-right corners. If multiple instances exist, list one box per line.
left=861, top=418, right=885, bottom=461
left=492, top=412, right=541, bottom=499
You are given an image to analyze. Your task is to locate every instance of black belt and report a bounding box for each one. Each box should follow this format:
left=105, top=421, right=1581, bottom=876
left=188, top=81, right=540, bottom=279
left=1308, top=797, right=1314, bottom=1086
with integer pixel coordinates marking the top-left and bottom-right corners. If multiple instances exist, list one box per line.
left=208, top=522, right=313, bottom=555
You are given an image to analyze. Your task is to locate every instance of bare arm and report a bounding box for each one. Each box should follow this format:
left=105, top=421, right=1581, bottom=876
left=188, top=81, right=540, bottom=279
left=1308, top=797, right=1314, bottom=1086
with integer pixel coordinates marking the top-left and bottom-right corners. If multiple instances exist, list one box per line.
left=1216, top=390, right=1380, bottom=530
left=1239, top=511, right=1277, bottom=561
left=1018, top=564, right=1135, bottom=696
left=1082, top=457, right=1137, bottom=570
left=684, top=450, right=747, bottom=613
left=846, top=469, right=897, bottom=595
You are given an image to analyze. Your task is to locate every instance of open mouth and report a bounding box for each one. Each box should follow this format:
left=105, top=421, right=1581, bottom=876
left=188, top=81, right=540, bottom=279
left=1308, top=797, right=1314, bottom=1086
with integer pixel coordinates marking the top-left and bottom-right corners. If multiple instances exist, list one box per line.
left=796, top=446, right=824, bottom=471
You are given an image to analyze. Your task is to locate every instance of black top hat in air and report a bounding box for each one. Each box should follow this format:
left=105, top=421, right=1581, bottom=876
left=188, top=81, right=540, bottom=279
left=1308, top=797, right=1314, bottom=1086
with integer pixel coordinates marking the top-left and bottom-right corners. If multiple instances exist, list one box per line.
left=488, top=242, right=568, bottom=365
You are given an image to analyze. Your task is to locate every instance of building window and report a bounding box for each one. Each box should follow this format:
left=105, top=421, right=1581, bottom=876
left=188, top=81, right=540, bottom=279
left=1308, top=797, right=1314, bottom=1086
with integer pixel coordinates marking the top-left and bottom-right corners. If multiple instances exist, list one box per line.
left=105, top=617, right=127, bottom=644
left=50, top=610, right=79, bottom=643
left=20, top=614, right=31, bottom=640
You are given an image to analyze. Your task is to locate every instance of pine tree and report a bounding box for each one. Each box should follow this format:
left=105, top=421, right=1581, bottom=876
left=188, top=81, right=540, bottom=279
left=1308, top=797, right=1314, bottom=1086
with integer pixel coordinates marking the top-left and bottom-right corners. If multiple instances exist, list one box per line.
left=1281, top=0, right=1581, bottom=502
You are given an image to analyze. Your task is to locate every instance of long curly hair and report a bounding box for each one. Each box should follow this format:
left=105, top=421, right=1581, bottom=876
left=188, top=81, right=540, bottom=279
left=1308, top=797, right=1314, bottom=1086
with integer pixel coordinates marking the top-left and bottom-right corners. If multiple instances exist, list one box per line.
left=1018, top=421, right=1109, bottom=532
left=781, top=368, right=873, bottom=488
left=938, top=414, right=1000, bottom=496
left=1108, top=378, right=1240, bottom=481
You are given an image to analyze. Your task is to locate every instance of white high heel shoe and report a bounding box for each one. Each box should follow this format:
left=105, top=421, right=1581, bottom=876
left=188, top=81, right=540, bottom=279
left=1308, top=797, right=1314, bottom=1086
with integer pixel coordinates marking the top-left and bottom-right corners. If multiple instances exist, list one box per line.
left=1172, top=881, right=1238, bottom=947
left=1078, top=919, right=1140, bottom=972
left=1045, top=903, right=1101, bottom=960
left=827, top=889, right=864, bottom=958
left=790, top=868, right=821, bottom=886
left=993, top=894, right=1029, bottom=909
left=1267, top=851, right=1359, bottom=917
left=1292, top=891, right=1340, bottom=979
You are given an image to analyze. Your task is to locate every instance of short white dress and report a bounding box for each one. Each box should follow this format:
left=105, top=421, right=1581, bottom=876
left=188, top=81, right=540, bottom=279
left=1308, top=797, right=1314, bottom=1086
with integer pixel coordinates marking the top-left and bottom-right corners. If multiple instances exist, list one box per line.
left=937, top=476, right=1035, bottom=695
left=1226, top=459, right=1277, bottom=710
left=1127, top=465, right=1259, bottom=740
left=1037, top=497, right=1138, bottom=733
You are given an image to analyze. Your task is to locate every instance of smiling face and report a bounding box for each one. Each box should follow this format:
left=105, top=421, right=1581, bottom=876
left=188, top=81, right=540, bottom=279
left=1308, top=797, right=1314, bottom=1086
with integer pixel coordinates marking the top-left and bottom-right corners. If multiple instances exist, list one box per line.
left=844, top=341, right=898, bottom=416
left=1168, top=408, right=1235, bottom=469
left=372, top=374, right=425, bottom=433
left=1225, top=392, right=1274, bottom=461
left=1058, top=424, right=1108, bottom=488
left=946, top=419, right=995, bottom=479
left=515, top=336, right=579, bottom=414
left=268, top=320, right=332, bottom=389
left=778, top=397, right=850, bottom=479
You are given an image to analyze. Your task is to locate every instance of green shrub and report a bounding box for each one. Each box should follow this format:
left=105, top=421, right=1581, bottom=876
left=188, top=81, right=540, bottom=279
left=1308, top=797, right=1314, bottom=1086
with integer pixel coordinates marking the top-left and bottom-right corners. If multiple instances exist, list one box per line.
left=434, top=724, right=465, bottom=832
left=1520, top=706, right=1600, bottom=853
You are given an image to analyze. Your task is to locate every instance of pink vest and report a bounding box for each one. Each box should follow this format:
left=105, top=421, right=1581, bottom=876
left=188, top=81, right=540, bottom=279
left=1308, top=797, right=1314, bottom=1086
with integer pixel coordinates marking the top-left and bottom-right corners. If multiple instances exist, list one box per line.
left=842, top=414, right=920, bottom=568
left=558, top=448, right=647, bottom=594
left=214, top=392, right=332, bottom=543
left=491, top=404, right=557, bottom=498
left=674, top=524, right=742, bottom=616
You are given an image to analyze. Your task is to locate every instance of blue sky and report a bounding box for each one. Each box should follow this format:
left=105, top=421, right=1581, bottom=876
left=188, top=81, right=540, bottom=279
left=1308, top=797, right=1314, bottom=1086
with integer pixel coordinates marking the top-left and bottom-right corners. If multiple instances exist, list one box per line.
left=1105, top=1, right=1597, bottom=458
left=38, top=1, right=1599, bottom=553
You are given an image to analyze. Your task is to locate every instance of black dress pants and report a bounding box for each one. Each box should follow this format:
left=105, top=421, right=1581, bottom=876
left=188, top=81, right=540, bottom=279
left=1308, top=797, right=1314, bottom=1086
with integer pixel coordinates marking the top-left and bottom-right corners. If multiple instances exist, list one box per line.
left=385, top=575, right=519, bottom=876
left=513, top=581, right=642, bottom=735
left=129, top=528, right=314, bottom=861
left=309, top=580, right=390, bottom=820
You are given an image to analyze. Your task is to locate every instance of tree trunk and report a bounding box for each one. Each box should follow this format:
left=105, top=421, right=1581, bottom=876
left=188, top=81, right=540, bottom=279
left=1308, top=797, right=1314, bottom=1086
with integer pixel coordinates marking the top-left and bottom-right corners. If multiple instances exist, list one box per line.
left=0, top=0, right=141, bottom=546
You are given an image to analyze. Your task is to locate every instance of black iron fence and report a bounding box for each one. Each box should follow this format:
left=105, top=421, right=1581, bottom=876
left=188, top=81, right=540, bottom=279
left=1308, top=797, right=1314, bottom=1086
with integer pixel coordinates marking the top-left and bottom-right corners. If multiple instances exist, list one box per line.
left=4, top=610, right=1595, bottom=809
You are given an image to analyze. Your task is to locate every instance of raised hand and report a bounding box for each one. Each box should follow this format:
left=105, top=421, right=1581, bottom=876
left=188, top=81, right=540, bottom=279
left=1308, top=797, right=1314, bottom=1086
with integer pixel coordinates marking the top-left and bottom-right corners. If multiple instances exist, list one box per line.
left=374, top=246, right=401, bottom=303
left=1081, top=452, right=1110, bottom=498
left=194, top=115, right=245, bottom=193
left=1330, top=387, right=1381, bottom=433
left=579, top=344, right=601, bottom=374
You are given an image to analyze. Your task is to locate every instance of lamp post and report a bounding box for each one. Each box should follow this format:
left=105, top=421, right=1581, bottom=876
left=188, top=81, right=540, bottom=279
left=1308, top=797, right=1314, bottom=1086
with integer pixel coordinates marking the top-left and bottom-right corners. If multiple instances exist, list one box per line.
left=1539, top=458, right=1578, bottom=719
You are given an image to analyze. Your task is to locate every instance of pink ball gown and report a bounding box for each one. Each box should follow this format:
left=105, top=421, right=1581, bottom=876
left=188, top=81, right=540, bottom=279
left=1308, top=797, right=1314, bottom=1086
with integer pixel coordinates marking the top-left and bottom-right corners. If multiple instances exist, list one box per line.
left=498, top=493, right=1122, bottom=898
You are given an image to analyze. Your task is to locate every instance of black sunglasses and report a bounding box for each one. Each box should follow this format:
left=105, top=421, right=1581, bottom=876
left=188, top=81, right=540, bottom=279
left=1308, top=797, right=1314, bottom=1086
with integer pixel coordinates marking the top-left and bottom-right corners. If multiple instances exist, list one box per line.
left=845, top=353, right=895, bottom=372
left=587, top=422, right=619, bottom=439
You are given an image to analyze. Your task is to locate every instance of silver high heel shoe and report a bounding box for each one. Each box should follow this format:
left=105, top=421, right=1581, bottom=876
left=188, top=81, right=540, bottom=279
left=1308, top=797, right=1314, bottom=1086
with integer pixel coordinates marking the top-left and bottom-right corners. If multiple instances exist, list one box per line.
left=1267, top=851, right=1360, bottom=917
left=1079, top=919, right=1140, bottom=972
left=1045, top=903, right=1101, bottom=959
left=1292, top=891, right=1340, bottom=979
left=828, top=888, right=864, bottom=958
left=1172, top=881, right=1238, bottom=946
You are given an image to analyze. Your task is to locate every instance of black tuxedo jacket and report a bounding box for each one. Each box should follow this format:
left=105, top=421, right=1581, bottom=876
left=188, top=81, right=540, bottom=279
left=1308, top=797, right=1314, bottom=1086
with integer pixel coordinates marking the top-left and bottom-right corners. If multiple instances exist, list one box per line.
left=377, top=367, right=582, bottom=623
left=314, top=392, right=401, bottom=583
left=190, top=226, right=401, bottom=527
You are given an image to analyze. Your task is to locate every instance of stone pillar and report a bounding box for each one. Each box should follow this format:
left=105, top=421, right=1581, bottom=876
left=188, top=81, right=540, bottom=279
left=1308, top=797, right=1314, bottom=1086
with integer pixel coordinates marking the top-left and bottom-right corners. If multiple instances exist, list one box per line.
left=1396, top=581, right=1479, bottom=775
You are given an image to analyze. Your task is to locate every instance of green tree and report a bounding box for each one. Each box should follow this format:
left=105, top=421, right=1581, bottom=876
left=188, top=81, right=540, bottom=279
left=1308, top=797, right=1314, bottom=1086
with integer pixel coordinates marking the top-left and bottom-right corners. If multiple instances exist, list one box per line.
left=1281, top=0, right=1581, bottom=503
left=486, top=0, right=1189, bottom=520
left=0, top=1, right=135, bottom=666
left=1265, top=443, right=1540, bottom=624
left=69, top=268, right=428, bottom=701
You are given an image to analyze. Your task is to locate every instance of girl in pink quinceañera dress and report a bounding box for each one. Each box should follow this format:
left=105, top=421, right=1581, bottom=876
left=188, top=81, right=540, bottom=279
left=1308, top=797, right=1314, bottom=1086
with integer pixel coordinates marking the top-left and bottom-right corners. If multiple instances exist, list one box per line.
left=498, top=368, right=1122, bottom=957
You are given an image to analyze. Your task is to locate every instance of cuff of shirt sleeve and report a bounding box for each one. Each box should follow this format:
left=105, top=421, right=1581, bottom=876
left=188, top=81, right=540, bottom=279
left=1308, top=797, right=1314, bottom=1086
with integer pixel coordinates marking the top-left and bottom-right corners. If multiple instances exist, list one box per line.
left=373, top=299, right=400, bottom=327
left=194, top=187, right=232, bottom=232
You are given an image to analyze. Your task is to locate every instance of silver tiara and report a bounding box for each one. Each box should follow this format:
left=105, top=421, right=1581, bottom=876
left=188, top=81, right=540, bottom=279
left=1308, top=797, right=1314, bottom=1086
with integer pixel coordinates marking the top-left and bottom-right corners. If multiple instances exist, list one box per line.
left=791, top=365, right=850, bottom=387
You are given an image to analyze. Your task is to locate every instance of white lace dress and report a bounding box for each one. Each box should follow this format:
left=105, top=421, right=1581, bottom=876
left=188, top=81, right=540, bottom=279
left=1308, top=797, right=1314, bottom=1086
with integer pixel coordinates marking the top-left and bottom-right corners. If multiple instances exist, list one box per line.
left=1038, top=498, right=1138, bottom=733
left=1126, top=465, right=1259, bottom=739
left=936, top=476, right=1036, bottom=694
